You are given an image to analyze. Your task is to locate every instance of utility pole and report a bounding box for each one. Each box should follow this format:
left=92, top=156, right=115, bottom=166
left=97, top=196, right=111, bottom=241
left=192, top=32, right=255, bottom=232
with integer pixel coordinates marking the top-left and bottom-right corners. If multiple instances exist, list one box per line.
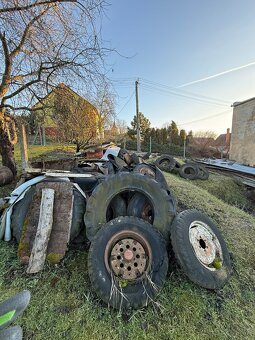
left=135, top=80, right=141, bottom=152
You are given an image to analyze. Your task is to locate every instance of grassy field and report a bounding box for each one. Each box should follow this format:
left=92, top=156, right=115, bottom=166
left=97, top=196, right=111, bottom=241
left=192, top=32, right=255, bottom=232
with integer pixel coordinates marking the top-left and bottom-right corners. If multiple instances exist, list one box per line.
left=0, top=146, right=255, bottom=339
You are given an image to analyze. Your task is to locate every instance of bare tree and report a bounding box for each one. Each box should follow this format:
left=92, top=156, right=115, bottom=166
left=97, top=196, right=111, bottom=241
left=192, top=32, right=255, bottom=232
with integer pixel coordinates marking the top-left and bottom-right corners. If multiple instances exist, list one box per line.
left=0, top=0, right=108, bottom=175
left=94, top=82, right=116, bottom=140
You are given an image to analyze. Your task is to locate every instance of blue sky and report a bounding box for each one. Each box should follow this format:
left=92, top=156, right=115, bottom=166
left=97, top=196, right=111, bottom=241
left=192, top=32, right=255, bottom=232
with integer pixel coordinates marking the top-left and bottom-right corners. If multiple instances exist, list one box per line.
left=102, top=0, right=255, bottom=135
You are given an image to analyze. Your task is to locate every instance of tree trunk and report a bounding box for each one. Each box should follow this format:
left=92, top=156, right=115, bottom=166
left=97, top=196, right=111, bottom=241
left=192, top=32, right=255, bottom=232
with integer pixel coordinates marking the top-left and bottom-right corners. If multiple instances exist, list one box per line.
left=0, top=118, right=17, bottom=177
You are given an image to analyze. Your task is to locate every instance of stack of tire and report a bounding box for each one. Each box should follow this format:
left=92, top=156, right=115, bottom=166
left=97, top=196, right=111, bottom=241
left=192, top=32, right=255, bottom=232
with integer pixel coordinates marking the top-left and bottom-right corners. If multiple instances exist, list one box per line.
left=84, top=166, right=232, bottom=311
left=9, top=154, right=231, bottom=311
left=155, top=154, right=209, bottom=180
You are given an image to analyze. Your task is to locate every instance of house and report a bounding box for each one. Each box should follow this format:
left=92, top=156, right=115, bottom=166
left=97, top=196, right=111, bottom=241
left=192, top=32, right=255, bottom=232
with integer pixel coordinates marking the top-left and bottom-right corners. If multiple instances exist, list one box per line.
left=229, top=97, right=255, bottom=166
left=32, top=83, right=99, bottom=140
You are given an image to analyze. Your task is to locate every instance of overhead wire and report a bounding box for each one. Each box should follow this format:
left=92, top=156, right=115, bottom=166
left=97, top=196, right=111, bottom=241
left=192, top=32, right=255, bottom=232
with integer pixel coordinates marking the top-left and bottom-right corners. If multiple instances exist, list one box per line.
left=116, top=90, right=135, bottom=115
left=140, top=83, right=229, bottom=107
left=178, top=109, right=232, bottom=126
left=140, top=78, right=230, bottom=105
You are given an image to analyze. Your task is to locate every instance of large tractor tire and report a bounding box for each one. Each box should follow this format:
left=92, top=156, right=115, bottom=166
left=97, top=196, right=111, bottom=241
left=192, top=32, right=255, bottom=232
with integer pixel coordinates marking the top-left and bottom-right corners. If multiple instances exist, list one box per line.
left=84, top=173, right=176, bottom=241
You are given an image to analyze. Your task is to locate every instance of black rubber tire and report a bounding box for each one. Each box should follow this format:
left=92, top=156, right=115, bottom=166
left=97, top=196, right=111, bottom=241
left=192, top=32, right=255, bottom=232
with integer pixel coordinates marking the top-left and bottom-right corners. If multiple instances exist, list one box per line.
left=11, top=184, right=86, bottom=243
left=88, top=216, right=168, bottom=310
left=130, top=153, right=140, bottom=165
left=179, top=163, right=199, bottom=180
left=84, top=173, right=176, bottom=241
left=127, top=193, right=153, bottom=223
left=11, top=186, right=36, bottom=242
left=172, top=160, right=182, bottom=174
left=196, top=165, right=209, bottom=180
left=70, top=189, right=87, bottom=240
left=106, top=194, right=127, bottom=221
left=170, top=209, right=232, bottom=289
left=155, top=155, right=176, bottom=172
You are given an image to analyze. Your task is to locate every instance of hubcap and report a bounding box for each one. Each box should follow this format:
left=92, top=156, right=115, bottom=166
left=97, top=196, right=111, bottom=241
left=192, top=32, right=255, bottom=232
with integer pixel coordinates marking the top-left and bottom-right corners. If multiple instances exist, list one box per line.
left=105, top=231, right=151, bottom=281
left=189, top=221, right=223, bottom=271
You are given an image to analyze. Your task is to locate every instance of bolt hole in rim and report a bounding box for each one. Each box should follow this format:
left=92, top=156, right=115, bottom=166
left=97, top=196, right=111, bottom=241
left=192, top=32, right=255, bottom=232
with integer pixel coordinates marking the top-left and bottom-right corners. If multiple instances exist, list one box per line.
left=104, top=230, right=152, bottom=281
left=189, top=221, right=223, bottom=271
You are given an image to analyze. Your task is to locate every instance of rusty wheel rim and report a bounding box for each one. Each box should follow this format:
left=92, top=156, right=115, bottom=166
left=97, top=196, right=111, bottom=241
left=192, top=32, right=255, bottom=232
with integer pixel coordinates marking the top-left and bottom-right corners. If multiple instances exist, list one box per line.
left=189, top=221, right=223, bottom=271
left=104, top=230, right=152, bottom=281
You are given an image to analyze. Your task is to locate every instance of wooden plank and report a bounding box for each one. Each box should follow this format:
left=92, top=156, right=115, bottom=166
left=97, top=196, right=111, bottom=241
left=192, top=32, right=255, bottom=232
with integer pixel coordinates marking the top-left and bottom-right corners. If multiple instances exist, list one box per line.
left=26, top=188, right=55, bottom=274
left=24, top=168, right=94, bottom=177
left=18, top=182, right=75, bottom=266
left=19, top=124, right=29, bottom=171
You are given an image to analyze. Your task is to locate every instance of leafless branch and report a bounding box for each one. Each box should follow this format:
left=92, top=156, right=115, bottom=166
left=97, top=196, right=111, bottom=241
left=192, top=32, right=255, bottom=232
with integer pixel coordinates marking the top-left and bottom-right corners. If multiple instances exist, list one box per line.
left=0, top=0, right=77, bottom=13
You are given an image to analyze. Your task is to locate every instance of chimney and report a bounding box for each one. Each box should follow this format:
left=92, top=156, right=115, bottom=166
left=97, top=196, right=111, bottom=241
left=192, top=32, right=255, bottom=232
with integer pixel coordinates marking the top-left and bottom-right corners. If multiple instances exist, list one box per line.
left=226, top=128, right=230, bottom=145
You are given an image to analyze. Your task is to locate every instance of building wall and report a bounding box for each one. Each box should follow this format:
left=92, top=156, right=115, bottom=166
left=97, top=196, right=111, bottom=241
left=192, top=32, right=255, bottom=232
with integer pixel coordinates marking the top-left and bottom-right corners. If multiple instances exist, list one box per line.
left=229, top=99, right=255, bottom=166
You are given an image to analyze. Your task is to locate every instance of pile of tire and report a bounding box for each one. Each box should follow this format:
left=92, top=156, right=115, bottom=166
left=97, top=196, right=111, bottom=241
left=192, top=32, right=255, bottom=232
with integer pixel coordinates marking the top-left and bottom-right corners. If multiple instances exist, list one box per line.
left=155, top=154, right=209, bottom=180
left=9, top=150, right=231, bottom=311
left=84, top=165, right=232, bottom=311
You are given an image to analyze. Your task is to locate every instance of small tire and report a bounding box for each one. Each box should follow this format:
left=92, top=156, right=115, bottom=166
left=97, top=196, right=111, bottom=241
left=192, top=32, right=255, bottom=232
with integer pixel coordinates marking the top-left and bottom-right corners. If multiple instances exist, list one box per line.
left=155, top=155, right=176, bottom=172
left=170, top=209, right=232, bottom=289
left=197, top=165, right=209, bottom=180
left=88, top=216, right=168, bottom=310
left=127, top=193, right=153, bottom=223
left=179, top=163, right=199, bottom=180
left=106, top=194, right=127, bottom=221
left=84, top=173, right=176, bottom=241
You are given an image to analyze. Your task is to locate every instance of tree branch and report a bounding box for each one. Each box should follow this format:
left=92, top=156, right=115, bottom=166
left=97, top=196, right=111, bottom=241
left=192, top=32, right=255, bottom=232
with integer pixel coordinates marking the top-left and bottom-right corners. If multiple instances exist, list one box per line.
left=1, top=104, right=50, bottom=112
left=0, top=0, right=77, bottom=13
left=10, top=7, right=52, bottom=58
left=0, top=32, right=12, bottom=98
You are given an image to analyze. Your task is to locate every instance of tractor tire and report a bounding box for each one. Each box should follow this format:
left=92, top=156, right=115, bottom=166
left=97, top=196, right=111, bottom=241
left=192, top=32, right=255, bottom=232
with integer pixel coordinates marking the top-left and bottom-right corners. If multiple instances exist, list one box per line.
left=11, top=184, right=86, bottom=243
left=88, top=216, right=168, bottom=310
left=133, top=164, right=156, bottom=179
left=84, top=173, right=176, bottom=241
left=170, top=209, right=232, bottom=289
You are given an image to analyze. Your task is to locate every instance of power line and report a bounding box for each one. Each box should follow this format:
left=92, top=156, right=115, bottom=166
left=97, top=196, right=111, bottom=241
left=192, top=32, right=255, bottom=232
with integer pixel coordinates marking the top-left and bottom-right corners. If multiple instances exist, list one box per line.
left=140, top=78, right=230, bottom=105
left=178, top=109, right=232, bottom=126
left=116, top=90, right=135, bottom=115
left=140, top=83, right=229, bottom=107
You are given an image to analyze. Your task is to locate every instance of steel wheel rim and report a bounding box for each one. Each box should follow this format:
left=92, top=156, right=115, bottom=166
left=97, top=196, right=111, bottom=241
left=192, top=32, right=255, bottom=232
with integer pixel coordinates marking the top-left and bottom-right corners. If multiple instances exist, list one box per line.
left=104, top=230, right=152, bottom=281
left=189, top=221, right=223, bottom=271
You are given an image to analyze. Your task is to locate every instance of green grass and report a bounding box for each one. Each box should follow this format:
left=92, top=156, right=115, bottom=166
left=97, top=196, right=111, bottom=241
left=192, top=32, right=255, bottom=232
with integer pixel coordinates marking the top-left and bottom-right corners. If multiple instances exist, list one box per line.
left=191, top=173, right=251, bottom=211
left=0, top=146, right=255, bottom=339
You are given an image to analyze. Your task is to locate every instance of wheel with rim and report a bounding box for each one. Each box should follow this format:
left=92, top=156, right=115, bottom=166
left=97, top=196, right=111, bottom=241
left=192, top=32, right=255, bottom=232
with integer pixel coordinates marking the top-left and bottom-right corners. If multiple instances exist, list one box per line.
left=88, top=216, right=168, bottom=310
left=155, top=155, right=176, bottom=172
left=179, top=163, right=199, bottom=180
left=170, top=209, right=232, bottom=289
left=84, top=173, right=176, bottom=241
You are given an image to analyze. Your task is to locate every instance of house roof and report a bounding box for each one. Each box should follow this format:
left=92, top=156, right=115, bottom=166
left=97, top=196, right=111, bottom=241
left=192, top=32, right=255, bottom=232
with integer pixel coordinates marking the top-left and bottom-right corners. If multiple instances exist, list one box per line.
left=213, top=133, right=231, bottom=147
left=232, top=96, right=255, bottom=107
left=32, top=83, right=97, bottom=112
